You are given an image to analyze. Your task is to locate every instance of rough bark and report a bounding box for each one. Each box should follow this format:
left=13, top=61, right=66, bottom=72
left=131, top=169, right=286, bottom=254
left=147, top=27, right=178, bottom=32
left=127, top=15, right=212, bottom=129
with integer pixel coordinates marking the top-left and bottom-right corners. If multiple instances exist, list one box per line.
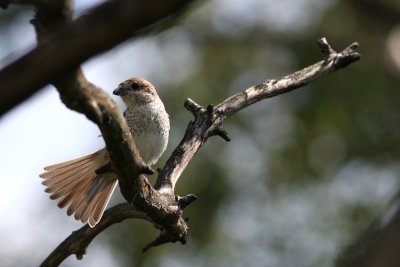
left=0, top=0, right=198, bottom=116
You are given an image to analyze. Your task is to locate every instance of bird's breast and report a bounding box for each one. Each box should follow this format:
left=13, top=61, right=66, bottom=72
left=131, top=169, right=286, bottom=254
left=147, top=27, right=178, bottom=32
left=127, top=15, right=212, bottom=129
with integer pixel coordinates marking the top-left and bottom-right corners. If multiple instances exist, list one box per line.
left=123, top=102, right=169, bottom=165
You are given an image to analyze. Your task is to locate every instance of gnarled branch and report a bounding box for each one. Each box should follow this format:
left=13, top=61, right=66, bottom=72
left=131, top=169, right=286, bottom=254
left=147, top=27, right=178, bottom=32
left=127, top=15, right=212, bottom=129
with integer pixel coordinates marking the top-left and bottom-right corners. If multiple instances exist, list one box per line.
left=0, top=0, right=198, bottom=116
left=154, top=37, right=361, bottom=192
left=40, top=203, right=150, bottom=267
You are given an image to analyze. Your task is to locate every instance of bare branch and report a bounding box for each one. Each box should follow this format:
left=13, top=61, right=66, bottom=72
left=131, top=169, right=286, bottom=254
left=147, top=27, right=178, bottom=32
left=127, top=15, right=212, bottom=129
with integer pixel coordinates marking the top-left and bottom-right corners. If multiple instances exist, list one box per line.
left=216, top=39, right=360, bottom=119
left=154, top=38, right=361, bottom=192
left=177, top=194, right=198, bottom=210
left=40, top=203, right=151, bottom=267
left=0, top=0, right=198, bottom=116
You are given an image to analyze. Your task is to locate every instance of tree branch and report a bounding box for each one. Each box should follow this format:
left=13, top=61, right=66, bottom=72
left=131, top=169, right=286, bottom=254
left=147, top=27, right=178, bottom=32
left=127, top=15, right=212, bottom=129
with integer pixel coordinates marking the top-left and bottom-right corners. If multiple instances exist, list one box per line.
left=40, top=203, right=151, bottom=267
left=154, top=37, right=361, bottom=192
left=0, top=0, right=198, bottom=116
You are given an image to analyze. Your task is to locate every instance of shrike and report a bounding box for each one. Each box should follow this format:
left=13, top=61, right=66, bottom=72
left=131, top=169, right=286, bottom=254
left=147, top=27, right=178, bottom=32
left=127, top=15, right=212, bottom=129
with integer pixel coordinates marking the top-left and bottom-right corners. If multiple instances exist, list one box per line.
left=40, top=77, right=170, bottom=227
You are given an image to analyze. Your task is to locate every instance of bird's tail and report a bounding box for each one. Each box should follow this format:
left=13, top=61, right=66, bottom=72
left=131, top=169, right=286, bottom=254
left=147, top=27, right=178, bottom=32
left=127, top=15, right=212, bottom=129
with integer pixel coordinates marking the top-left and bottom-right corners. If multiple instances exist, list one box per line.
left=40, top=149, right=118, bottom=227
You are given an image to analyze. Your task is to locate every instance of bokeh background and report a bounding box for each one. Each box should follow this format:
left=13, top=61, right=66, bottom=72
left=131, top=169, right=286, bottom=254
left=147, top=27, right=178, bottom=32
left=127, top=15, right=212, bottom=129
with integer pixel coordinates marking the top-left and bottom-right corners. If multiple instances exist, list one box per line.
left=1, top=0, right=400, bottom=266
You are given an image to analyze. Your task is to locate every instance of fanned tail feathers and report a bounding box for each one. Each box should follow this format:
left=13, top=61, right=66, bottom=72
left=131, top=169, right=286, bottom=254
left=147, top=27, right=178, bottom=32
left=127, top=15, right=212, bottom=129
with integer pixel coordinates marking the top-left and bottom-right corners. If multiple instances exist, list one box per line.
left=40, top=149, right=118, bottom=227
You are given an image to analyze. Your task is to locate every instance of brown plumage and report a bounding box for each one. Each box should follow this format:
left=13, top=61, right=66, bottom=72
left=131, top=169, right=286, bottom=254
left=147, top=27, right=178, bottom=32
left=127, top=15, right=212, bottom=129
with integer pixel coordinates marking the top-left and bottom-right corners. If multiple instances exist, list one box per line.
left=40, top=149, right=118, bottom=227
left=40, top=77, right=170, bottom=227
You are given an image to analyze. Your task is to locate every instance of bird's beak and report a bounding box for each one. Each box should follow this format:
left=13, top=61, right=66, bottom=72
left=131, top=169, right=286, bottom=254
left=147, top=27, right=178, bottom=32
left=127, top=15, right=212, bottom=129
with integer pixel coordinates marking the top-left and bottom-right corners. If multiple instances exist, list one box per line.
left=113, top=87, right=125, bottom=96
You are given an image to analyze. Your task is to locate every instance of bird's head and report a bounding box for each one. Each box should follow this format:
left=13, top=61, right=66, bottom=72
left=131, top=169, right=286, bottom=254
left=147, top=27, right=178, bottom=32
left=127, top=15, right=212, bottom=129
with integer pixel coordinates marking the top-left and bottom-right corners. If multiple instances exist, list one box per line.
left=113, top=77, right=159, bottom=107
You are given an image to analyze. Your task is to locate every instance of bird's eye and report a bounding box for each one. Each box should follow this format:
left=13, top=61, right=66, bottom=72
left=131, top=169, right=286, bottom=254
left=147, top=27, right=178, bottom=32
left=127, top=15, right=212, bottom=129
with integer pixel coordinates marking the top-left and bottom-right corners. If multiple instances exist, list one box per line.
left=130, top=82, right=140, bottom=90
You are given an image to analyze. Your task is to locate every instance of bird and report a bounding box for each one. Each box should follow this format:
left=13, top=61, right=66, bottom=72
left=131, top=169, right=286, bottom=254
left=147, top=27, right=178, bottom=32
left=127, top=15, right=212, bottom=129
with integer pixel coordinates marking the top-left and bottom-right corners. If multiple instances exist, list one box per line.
left=39, top=77, right=170, bottom=227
